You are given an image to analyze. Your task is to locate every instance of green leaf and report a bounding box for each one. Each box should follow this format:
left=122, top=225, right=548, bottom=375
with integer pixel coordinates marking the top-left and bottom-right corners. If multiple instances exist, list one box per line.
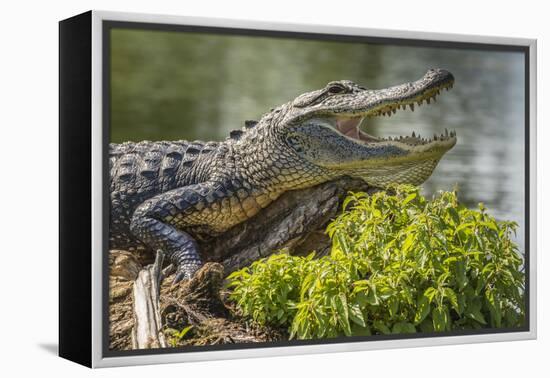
left=351, top=323, right=372, bottom=336
left=466, top=309, right=486, bottom=324
left=392, top=322, right=417, bottom=334
left=485, top=289, right=502, bottom=328
left=504, top=308, right=519, bottom=327
left=432, top=306, right=449, bottom=332
left=334, top=293, right=352, bottom=336
left=419, top=318, right=434, bottom=333
left=480, top=220, right=499, bottom=232
left=455, top=261, right=468, bottom=290
left=366, top=286, right=379, bottom=305
left=402, top=233, right=415, bottom=253
left=444, top=288, right=459, bottom=314
left=353, top=291, right=368, bottom=308
left=402, top=192, right=417, bottom=205
left=336, top=232, right=351, bottom=254
left=373, top=320, right=391, bottom=335
left=378, top=286, right=396, bottom=300
left=342, top=195, right=355, bottom=211
left=300, top=273, right=316, bottom=300
left=349, top=303, right=366, bottom=327
left=455, top=222, right=474, bottom=233
left=465, top=300, right=487, bottom=325
left=414, top=294, right=431, bottom=324
left=447, top=207, right=460, bottom=225
left=424, top=287, right=437, bottom=303
left=176, top=325, right=193, bottom=340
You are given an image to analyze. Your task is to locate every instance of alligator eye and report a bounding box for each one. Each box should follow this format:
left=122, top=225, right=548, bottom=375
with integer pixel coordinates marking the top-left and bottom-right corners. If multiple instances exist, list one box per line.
left=327, top=85, right=346, bottom=94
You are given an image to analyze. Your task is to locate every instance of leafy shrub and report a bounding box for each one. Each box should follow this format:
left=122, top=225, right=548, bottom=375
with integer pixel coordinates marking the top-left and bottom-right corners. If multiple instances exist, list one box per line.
left=227, top=185, right=525, bottom=339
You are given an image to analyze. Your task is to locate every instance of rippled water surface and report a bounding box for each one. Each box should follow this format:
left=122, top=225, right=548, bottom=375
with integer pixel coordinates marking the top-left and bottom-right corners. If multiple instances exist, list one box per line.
left=110, top=29, right=527, bottom=248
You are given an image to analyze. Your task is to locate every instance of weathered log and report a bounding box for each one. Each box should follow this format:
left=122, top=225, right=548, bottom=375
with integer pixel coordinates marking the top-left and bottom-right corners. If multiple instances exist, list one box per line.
left=131, top=251, right=167, bottom=349
left=201, top=177, right=375, bottom=273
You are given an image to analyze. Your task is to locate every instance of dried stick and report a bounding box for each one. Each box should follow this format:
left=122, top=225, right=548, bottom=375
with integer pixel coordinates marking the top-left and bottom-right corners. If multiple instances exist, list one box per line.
left=131, top=251, right=167, bottom=349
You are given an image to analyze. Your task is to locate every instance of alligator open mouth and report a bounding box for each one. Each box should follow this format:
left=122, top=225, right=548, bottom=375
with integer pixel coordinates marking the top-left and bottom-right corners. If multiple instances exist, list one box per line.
left=328, top=70, right=456, bottom=148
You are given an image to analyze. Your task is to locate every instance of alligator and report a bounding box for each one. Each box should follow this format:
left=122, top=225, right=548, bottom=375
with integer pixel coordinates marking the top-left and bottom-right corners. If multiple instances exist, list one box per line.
left=109, top=68, right=457, bottom=283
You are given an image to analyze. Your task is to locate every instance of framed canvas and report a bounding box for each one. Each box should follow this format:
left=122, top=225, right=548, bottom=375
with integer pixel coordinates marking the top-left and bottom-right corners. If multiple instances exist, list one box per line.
left=59, top=10, right=537, bottom=368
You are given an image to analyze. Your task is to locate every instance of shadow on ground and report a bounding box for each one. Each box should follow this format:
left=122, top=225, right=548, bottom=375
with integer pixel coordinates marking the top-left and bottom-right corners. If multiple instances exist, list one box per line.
left=38, top=343, right=58, bottom=356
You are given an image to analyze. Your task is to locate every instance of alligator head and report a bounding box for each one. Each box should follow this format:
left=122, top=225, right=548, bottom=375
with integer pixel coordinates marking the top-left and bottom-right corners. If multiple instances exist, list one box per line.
left=257, top=68, right=457, bottom=188
left=227, top=69, right=456, bottom=191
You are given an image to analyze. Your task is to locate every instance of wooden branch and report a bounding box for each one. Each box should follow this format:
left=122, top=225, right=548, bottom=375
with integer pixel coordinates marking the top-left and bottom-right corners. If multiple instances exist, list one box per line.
left=131, top=251, right=167, bottom=349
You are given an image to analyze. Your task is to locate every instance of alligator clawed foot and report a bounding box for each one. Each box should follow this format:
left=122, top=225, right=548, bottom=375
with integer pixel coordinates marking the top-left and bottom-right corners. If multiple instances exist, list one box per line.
left=171, top=263, right=202, bottom=286
left=172, top=270, right=193, bottom=285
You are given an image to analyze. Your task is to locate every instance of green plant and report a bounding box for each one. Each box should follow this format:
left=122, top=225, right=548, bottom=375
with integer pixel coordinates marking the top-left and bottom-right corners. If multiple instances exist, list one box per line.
left=165, top=325, right=193, bottom=347
left=227, top=185, right=525, bottom=340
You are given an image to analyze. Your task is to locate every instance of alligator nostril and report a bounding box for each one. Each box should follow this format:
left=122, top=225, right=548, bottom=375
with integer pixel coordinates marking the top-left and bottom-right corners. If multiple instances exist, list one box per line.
left=425, top=68, right=454, bottom=83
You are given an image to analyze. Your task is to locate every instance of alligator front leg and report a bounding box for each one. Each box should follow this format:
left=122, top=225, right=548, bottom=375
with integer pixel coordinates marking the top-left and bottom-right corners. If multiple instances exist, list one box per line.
left=130, top=183, right=215, bottom=284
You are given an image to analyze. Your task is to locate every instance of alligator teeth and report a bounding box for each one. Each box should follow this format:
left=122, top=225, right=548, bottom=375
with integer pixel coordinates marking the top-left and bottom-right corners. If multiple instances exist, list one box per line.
left=445, top=128, right=449, bottom=136
left=392, top=108, right=397, bottom=114
left=426, top=98, right=431, bottom=104
left=412, top=131, right=416, bottom=138
left=409, top=104, right=414, bottom=111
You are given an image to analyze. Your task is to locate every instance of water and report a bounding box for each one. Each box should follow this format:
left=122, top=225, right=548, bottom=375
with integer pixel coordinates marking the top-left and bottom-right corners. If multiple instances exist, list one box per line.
left=110, top=29, right=526, bottom=249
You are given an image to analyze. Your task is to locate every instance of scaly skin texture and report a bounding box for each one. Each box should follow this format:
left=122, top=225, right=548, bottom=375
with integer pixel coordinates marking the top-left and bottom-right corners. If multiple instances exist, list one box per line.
left=110, top=68, right=457, bottom=282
